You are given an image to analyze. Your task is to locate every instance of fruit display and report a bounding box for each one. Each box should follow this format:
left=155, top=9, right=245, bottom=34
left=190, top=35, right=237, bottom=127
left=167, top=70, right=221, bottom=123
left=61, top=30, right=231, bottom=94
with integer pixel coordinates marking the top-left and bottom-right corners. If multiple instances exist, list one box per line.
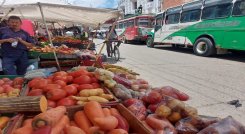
left=0, top=77, right=24, bottom=98
left=12, top=102, right=131, bottom=134
left=53, top=36, right=82, bottom=44
left=29, top=45, right=78, bottom=54
left=27, top=69, right=116, bottom=108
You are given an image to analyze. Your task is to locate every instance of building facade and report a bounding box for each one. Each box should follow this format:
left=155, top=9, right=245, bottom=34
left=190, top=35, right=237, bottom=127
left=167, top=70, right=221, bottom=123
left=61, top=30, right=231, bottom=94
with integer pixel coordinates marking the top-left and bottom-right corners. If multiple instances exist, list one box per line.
left=162, top=0, right=193, bottom=10
left=118, top=0, right=163, bottom=15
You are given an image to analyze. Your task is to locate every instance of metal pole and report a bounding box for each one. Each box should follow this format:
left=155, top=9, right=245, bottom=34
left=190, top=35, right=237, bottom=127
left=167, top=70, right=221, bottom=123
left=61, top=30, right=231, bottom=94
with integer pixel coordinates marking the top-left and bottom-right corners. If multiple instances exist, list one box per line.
left=38, top=2, right=61, bottom=71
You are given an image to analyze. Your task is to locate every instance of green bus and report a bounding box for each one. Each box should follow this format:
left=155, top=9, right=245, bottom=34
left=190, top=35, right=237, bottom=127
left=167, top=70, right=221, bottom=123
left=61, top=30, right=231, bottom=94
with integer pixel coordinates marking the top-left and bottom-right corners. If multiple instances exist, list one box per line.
left=147, top=0, right=245, bottom=56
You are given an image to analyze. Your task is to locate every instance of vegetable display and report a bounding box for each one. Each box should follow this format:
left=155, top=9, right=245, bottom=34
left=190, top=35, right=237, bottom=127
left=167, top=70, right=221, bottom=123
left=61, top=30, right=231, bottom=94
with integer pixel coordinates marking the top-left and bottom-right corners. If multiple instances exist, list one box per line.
left=0, top=77, right=24, bottom=98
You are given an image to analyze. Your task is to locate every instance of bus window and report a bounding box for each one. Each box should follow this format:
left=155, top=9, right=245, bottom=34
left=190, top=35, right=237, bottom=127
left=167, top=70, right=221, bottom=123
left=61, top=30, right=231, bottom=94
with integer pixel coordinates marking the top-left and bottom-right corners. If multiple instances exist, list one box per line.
left=138, top=18, right=150, bottom=27
left=156, top=17, right=162, bottom=26
left=127, top=20, right=134, bottom=27
left=166, top=13, right=180, bottom=24
left=233, top=1, right=245, bottom=16
left=202, top=3, right=232, bottom=20
left=181, top=9, right=201, bottom=23
left=119, top=22, right=123, bottom=29
left=124, top=22, right=127, bottom=28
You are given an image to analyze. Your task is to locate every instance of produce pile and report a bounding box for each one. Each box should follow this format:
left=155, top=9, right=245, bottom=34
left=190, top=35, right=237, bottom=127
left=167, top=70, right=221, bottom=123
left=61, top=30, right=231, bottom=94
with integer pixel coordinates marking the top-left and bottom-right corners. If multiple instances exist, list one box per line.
left=0, top=116, right=10, bottom=132
left=0, top=77, right=24, bottom=98
left=0, top=64, right=245, bottom=134
left=28, top=45, right=78, bottom=54
left=52, top=36, right=82, bottom=44
left=12, top=101, right=129, bottom=134
left=27, top=68, right=116, bottom=108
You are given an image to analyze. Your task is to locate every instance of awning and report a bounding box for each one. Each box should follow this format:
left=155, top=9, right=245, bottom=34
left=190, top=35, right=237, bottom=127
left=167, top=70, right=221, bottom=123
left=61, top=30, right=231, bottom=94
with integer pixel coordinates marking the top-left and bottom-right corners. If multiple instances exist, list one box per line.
left=0, top=2, right=120, bottom=26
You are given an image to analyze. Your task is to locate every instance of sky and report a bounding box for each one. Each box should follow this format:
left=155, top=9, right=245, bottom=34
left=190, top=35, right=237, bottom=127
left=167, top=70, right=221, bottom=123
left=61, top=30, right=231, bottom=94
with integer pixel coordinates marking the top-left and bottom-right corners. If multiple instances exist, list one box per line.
left=0, top=0, right=119, bottom=8
left=70, top=0, right=119, bottom=8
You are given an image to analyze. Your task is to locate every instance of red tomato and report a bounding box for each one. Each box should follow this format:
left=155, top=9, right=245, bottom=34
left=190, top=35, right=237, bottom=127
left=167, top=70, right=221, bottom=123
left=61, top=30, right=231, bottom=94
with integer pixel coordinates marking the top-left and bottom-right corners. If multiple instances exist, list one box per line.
left=33, top=79, right=48, bottom=89
left=0, top=80, right=5, bottom=85
left=43, top=84, right=61, bottom=92
left=66, top=76, right=73, bottom=84
left=70, top=84, right=79, bottom=88
left=47, top=100, right=56, bottom=108
left=28, top=89, right=43, bottom=96
left=53, top=76, right=67, bottom=82
left=0, top=87, right=4, bottom=93
left=28, top=78, right=42, bottom=88
left=91, top=77, right=99, bottom=83
left=91, top=83, right=100, bottom=88
left=2, top=78, right=10, bottom=82
left=73, top=75, right=92, bottom=85
left=78, top=84, right=94, bottom=91
left=57, top=97, right=76, bottom=106
left=47, top=75, right=54, bottom=80
left=63, top=85, right=78, bottom=96
left=68, top=69, right=89, bottom=78
left=13, top=77, right=24, bottom=86
left=87, top=72, right=95, bottom=77
left=53, top=71, right=68, bottom=77
left=4, top=86, right=14, bottom=94
left=46, top=89, right=67, bottom=101
left=54, top=80, right=67, bottom=87
left=46, top=79, right=53, bottom=84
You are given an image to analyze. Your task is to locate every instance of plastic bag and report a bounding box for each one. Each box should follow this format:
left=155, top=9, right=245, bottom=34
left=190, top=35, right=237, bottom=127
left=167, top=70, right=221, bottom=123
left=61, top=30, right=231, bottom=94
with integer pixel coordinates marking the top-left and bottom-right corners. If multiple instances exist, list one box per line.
left=198, top=116, right=245, bottom=134
left=123, top=98, right=147, bottom=120
left=153, top=86, right=189, bottom=101
left=176, top=115, right=220, bottom=134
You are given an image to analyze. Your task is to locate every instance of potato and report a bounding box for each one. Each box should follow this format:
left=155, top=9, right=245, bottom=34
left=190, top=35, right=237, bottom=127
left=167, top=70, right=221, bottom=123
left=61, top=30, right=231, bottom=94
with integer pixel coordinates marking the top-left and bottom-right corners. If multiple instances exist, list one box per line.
left=88, top=96, right=109, bottom=103
left=168, top=112, right=182, bottom=123
left=155, top=105, right=172, bottom=118
left=167, top=99, right=185, bottom=110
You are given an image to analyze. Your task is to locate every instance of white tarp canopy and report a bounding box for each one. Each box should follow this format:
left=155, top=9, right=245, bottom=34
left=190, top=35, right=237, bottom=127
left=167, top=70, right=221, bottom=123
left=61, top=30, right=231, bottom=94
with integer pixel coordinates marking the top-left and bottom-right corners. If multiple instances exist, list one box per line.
left=0, top=2, right=120, bottom=26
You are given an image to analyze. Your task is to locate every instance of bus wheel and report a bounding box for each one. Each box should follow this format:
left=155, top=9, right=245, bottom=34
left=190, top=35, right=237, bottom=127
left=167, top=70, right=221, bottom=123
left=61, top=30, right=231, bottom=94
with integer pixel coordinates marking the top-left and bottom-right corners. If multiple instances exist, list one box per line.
left=194, top=38, right=216, bottom=57
left=146, top=36, right=154, bottom=48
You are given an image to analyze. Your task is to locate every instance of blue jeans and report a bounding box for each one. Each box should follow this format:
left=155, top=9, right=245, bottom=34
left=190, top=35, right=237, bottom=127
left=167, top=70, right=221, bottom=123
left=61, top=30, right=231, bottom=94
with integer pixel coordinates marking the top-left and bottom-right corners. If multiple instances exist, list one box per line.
left=2, top=51, right=29, bottom=75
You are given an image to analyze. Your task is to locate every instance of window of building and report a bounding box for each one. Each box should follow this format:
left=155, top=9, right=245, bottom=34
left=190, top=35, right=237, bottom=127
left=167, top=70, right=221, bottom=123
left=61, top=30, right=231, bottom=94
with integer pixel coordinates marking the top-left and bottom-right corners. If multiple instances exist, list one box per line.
left=166, top=13, right=180, bottom=24
left=133, top=2, right=137, bottom=9
left=181, top=9, right=201, bottom=23
left=232, top=1, right=245, bottom=16
left=202, top=3, right=232, bottom=20
left=148, top=0, right=153, bottom=2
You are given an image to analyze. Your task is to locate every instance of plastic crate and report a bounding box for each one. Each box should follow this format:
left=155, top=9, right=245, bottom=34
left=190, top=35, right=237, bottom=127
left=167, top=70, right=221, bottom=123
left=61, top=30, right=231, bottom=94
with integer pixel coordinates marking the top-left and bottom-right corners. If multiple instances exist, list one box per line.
left=81, top=56, right=103, bottom=67
left=28, top=51, right=41, bottom=59
left=0, top=75, right=23, bottom=79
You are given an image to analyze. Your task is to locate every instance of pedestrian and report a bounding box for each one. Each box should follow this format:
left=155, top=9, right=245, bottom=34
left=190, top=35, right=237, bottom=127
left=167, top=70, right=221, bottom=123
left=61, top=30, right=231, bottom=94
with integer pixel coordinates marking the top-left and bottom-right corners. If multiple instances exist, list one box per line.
left=106, top=26, right=118, bottom=57
left=0, top=16, right=35, bottom=75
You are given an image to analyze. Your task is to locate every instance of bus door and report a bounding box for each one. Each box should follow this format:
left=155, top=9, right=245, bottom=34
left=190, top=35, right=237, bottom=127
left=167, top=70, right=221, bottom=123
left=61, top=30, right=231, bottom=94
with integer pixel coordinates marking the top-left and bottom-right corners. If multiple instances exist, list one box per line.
left=180, top=1, right=202, bottom=45
left=163, top=6, right=182, bottom=44
left=223, top=0, right=245, bottom=50
left=125, top=20, right=136, bottom=40
left=154, top=13, right=164, bottom=42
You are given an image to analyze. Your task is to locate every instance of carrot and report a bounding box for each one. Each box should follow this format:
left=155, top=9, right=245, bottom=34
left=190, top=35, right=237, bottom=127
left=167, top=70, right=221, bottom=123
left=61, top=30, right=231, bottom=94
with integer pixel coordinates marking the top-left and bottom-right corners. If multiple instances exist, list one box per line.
left=102, top=108, right=111, bottom=116
left=51, top=115, right=69, bottom=134
left=84, top=101, right=104, bottom=125
left=110, top=108, right=120, bottom=116
left=70, top=121, right=78, bottom=127
left=13, top=119, right=33, bottom=134
left=65, top=125, right=86, bottom=134
left=88, top=126, right=105, bottom=134
left=108, top=129, right=128, bottom=134
left=32, top=106, right=66, bottom=129
left=94, top=116, right=118, bottom=131
left=74, top=111, right=92, bottom=133
left=0, top=116, right=10, bottom=129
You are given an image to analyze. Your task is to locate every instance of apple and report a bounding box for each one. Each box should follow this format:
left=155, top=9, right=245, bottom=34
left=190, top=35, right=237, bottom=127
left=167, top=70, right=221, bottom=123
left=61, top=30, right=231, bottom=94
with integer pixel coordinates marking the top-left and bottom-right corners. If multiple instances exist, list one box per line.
left=0, top=80, right=5, bottom=85
left=0, top=87, right=5, bottom=94
left=4, top=86, right=14, bottom=94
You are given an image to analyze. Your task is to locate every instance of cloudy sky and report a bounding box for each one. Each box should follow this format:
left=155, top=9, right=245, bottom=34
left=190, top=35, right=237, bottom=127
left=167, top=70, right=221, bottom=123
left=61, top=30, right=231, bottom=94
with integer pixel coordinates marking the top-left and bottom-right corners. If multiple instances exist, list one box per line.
left=1, top=0, right=119, bottom=8
left=70, top=0, right=119, bottom=8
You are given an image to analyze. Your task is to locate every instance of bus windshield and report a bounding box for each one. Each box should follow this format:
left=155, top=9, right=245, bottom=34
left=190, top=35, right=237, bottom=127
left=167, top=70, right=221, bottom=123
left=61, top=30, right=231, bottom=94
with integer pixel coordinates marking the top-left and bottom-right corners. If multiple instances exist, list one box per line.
left=138, top=18, right=151, bottom=27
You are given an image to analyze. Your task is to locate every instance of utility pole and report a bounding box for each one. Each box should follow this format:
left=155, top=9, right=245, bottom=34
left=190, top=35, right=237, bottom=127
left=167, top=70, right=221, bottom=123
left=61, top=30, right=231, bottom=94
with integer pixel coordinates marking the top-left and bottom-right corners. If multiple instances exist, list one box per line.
left=0, top=0, right=6, bottom=7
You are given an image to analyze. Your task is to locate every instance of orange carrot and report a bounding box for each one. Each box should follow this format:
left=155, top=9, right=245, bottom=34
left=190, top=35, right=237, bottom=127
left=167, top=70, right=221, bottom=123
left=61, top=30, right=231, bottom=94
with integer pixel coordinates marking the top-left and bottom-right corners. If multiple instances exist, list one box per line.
left=88, top=126, right=105, bottom=134
left=84, top=101, right=104, bottom=125
left=74, top=111, right=92, bottom=133
left=110, top=108, right=120, bottom=116
left=94, top=116, right=118, bottom=131
left=108, top=129, right=128, bottom=134
left=51, top=115, right=69, bottom=134
left=13, top=119, right=33, bottom=134
left=32, top=106, right=66, bottom=129
left=102, top=108, right=111, bottom=116
left=65, top=125, right=86, bottom=134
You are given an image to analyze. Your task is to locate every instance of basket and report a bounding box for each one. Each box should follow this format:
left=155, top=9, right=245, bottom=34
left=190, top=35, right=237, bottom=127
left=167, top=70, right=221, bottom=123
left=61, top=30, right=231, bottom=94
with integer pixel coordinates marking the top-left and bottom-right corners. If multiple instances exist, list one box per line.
left=81, top=56, right=103, bottom=67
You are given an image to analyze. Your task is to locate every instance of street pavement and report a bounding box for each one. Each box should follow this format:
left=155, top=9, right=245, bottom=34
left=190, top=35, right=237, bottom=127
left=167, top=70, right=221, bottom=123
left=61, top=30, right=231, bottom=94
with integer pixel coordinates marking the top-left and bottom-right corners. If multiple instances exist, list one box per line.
left=94, top=39, right=245, bottom=124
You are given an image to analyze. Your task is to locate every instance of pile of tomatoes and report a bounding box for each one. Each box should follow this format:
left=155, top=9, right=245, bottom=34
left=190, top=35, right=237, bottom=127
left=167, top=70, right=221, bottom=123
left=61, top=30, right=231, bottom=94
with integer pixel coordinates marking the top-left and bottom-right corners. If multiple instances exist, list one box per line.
left=0, top=77, right=24, bottom=97
left=27, top=69, right=101, bottom=108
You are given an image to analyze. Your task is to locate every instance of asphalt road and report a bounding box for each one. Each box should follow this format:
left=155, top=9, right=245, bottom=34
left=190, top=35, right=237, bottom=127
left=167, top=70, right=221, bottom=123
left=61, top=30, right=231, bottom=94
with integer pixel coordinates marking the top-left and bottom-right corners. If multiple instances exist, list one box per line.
left=95, top=39, right=245, bottom=124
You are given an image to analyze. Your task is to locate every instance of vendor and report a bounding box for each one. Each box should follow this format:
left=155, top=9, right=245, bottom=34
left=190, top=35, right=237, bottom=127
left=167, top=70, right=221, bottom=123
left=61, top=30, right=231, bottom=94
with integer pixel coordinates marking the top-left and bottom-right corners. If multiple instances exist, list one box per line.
left=0, top=16, right=35, bottom=75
